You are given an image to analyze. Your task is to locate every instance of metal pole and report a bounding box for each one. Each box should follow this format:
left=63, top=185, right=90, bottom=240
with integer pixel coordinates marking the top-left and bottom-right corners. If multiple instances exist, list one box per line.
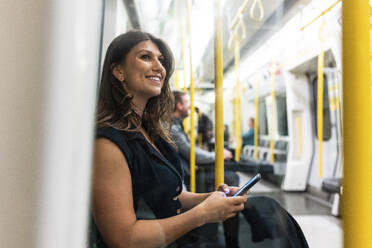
left=214, top=0, right=224, bottom=188
left=186, top=0, right=196, bottom=192
left=343, top=0, right=372, bottom=247
left=234, top=36, right=242, bottom=161
left=317, top=21, right=325, bottom=177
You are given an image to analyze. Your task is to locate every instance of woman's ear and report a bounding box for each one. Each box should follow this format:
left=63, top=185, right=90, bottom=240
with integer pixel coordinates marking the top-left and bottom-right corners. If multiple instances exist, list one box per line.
left=112, top=65, right=125, bottom=82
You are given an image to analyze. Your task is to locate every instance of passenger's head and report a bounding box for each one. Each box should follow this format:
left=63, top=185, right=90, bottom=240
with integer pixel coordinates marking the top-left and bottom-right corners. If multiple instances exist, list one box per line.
left=249, top=118, right=255, bottom=129
left=173, top=91, right=190, bottom=119
left=97, top=30, right=175, bottom=142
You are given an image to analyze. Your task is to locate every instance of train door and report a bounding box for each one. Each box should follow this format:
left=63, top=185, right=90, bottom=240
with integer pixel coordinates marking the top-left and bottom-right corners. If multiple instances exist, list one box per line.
left=308, top=67, right=342, bottom=191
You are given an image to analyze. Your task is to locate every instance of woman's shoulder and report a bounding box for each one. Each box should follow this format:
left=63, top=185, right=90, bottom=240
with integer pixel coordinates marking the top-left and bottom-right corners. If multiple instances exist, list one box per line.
left=96, top=126, right=137, bottom=163
left=96, top=126, right=139, bottom=140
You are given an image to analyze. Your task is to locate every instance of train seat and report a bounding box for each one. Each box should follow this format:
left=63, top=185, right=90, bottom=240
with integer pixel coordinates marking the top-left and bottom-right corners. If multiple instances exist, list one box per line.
left=322, top=178, right=343, bottom=216
left=241, top=139, right=288, bottom=164
left=322, top=178, right=342, bottom=194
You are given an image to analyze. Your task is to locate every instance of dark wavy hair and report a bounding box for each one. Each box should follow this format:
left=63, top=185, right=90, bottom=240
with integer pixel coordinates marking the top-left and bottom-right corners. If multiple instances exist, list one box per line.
left=96, top=30, right=175, bottom=144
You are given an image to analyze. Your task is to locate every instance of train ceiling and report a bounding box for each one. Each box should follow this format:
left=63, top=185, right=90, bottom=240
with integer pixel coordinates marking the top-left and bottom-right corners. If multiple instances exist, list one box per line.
left=123, top=0, right=311, bottom=85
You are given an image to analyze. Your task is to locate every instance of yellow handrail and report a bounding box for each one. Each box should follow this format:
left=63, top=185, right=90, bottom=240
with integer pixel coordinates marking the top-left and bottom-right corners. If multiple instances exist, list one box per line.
left=178, top=2, right=190, bottom=139
left=254, top=78, right=259, bottom=160
left=300, top=0, right=341, bottom=31
left=343, top=0, right=372, bottom=247
left=317, top=20, right=325, bottom=178
left=173, top=70, right=180, bottom=90
left=214, top=0, right=224, bottom=189
left=249, top=0, right=264, bottom=22
left=269, top=63, right=277, bottom=164
left=229, top=0, right=264, bottom=30
left=186, top=0, right=196, bottom=193
left=234, top=36, right=242, bottom=162
left=229, top=0, right=251, bottom=30
left=181, top=21, right=187, bottom=92
left=227, top=0, right=264, bottom=50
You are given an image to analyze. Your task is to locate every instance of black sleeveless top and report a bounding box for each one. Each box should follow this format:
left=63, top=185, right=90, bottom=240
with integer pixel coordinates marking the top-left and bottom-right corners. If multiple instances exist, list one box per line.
left=89, top=127, right=184, bottom=247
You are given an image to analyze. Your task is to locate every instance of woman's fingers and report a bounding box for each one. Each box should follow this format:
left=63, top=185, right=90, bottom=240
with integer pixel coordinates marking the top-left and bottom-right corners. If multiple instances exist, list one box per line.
left=227, top=195, right=247, bottom=205
left=225, top=212, right=237, bottom=220
left=217, top=184, right=230, bottom=195
left=233, top=203, right=245, bottom=212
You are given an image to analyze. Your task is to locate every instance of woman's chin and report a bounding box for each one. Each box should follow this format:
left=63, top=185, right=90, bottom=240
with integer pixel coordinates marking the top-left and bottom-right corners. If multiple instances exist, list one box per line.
left=147, top=89, right=162, bottom=99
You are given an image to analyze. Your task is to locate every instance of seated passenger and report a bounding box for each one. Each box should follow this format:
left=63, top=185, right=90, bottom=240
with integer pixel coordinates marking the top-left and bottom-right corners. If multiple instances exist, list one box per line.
left=195, top=107, right=213, bottom=149
left=171, top=91, right=237, bottom=190
left=171, top=91, right=240, bottom=247
left=242, top=118, right=255, bottom=148
left=224, top=124, right=231, bottom=147
left=90, top=30, right=247, bottom=248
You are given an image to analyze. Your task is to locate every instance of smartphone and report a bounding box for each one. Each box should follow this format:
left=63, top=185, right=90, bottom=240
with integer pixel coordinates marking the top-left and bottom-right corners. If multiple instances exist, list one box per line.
left=232, top=173, right=261, bottom=197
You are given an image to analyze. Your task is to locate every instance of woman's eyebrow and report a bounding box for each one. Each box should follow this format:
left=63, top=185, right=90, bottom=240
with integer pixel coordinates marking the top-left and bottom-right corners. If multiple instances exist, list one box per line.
left=137, top=49, right=163, bottom=57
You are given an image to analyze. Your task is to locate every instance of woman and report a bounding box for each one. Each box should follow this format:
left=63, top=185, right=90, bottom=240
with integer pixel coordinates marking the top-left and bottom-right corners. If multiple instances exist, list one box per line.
left=90, top=30, right=247, bottom=248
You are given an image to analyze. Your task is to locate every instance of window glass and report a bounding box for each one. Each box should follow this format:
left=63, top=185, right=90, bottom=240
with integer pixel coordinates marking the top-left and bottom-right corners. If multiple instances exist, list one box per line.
left=276, top=94, right=288, bottom=136
left=258, top=98, right=268, bottom=135
left=312, top=75, right=331, bottom=141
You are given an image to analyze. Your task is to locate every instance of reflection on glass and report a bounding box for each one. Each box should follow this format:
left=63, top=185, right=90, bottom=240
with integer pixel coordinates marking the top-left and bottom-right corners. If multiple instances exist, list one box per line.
left=258, top=98, right=268, bottom=135
left=312, top=75, right=332, bottom=141
left=276, top=94, right=288, bottom=136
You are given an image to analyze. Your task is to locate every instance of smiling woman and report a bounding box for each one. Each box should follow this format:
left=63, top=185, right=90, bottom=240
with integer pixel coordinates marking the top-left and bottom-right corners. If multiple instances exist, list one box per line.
left=90, top=30, right=248, bottom=248
left=90, top=30, right=308, bottom=248
left=96, top=30, right=175, bottom=143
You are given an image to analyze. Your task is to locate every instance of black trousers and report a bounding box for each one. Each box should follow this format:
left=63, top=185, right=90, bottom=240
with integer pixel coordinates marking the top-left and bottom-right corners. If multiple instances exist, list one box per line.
left=241, top=196, right=308, bottom=248
left=177, top=196, right=309, bottom=248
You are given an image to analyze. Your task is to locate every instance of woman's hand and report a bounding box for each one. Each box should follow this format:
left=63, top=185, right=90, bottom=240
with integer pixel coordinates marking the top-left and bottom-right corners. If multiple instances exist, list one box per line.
left=217, top=183, right=249, bottom=197
left=196, top=191, right=247, bottom=223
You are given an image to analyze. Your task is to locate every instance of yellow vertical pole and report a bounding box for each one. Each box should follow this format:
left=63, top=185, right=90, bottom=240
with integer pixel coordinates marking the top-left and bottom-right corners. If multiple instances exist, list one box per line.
left=186, top=0, right=196, bottom=192
left=179, top=6, right=190, bottom=138
left=234, top=36, right=242, bottom=161
left=214, top=0, right=224, bottom=189
left=269, top=64, right=276, bottom=164
left=181, top=20, right=187, bottom=92
left=173, top=70, right=180, bottom=90
left=343, top=1, right=372, bottom=247
left=317, top=21, right=325, bottom=177
left=254, top=78, right=259, bottom=160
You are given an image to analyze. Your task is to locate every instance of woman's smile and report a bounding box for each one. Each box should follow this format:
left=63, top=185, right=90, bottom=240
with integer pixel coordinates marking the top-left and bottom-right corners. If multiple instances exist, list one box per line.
left=145, top=75, right=162, bottom=86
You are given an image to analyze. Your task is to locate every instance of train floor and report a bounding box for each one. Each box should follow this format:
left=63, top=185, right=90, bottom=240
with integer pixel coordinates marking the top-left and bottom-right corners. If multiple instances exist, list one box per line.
left=194, top=172, right=343, bottom=248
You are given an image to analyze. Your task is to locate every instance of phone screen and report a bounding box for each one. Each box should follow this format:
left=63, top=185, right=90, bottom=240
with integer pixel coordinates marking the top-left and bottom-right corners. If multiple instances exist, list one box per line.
left=233, top=173, right=261, bottom=197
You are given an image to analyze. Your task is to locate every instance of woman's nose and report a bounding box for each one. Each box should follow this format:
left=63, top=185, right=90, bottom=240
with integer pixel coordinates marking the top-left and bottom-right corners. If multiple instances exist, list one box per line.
left=153, top=59, right=165, bottom=74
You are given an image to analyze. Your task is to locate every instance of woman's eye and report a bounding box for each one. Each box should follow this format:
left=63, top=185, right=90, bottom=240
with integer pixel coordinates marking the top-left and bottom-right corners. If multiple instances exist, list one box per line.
left=140, top=54, right=151, bottom=60
left=158, top=57, right=165, bottom=64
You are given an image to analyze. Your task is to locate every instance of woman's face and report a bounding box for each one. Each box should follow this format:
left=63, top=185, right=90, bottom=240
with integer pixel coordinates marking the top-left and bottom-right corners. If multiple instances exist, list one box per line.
left=120, top=40, right=166, bottom=100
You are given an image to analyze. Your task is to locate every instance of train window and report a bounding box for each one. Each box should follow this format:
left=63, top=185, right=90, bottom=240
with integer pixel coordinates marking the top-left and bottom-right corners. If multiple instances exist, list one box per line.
left=276, top=95, right=288, bottom=136
left=258, top=98, right=268, bottom=135
left=312, top=75, right=332, bottom=141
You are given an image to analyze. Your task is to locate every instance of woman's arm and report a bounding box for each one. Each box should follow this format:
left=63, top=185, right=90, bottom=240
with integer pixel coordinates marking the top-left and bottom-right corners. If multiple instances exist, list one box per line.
left=92, top=138, right=205, bottom=247
left=178, top=191, right=211, bottom=211
left=178, top=184, right=244, bottom=211
left=92, top=138, right=246, bottom=248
